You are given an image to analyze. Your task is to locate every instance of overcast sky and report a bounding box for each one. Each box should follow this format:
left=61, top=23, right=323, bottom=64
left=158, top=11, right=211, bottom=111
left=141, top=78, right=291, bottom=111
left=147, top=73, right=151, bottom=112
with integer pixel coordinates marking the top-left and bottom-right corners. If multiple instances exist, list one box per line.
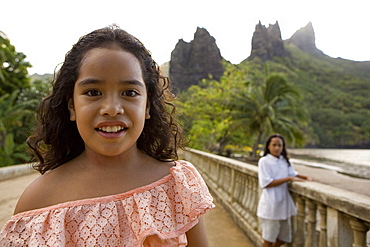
left=1, top=0, right=369, bottom=75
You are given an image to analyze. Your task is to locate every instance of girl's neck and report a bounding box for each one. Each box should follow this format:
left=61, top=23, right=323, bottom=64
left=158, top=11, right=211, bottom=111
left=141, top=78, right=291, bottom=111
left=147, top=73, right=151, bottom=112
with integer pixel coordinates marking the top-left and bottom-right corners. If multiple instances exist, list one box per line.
left=269, top=153, right=281, bottom=158
left=77, top=146, right=149, bottom=172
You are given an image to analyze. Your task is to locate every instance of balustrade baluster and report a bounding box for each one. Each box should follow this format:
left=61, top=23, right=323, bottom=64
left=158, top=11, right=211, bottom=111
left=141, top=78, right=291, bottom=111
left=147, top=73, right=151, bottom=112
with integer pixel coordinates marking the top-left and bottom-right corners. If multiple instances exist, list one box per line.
left=305, top=199, right=318, bottom=247
left=232, top=171, right=240, bottom=208
left=239, top=172, right=247, bottom=208
left=230, top=168, right=235, bottom=203
left=241, top=175, right=251, bottom=224
left=244, top=176, right=252, bottom=212
left=224, top=165, right=232, bottom=197
left=235, top=172, right=245, bottom=214
left=250, top=177, right=259, bottom=229
left=239, top=173, right=248, bottom=214
left=293, top=196, right=306, bottom=247
left=348, top=217, right=369, bottom=247
left=318, top=203, right=327, bottom=247
left=213, top=161, right=220, bottom=189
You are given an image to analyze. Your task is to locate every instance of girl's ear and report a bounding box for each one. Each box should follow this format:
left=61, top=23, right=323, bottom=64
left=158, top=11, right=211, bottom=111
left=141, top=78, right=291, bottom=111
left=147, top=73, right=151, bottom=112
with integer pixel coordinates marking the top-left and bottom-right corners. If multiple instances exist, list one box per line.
left=145, top=101, right=150, bottom=119
left=68, top=99, right=76, bottom=121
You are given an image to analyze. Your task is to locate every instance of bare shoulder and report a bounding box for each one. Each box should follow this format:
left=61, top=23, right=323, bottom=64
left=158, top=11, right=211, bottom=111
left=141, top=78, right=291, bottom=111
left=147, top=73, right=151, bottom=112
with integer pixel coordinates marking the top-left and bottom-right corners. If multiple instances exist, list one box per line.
left=144, top=158, right=175, bottom=178
left=14, top=167, right=66, bottom=215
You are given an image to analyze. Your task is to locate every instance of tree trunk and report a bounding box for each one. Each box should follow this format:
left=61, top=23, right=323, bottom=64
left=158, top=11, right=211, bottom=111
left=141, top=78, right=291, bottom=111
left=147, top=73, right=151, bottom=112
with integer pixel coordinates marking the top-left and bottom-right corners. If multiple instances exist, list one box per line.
left=251, top=130, right=263, bottom=159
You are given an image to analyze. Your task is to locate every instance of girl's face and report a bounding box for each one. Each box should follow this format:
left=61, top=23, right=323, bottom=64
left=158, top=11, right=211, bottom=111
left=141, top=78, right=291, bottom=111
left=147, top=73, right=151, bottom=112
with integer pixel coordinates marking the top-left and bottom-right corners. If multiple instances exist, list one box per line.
left=68, top=47, right=150, bottom=157
left=268, top=137, right=283, bottom=158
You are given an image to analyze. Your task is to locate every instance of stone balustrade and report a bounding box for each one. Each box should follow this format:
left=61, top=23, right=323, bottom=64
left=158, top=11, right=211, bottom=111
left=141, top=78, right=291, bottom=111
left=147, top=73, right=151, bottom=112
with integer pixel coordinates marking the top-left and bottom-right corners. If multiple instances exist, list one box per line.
left=0, top=163, right=34, bottom=181
left=185, top=149, right=370, bottom=247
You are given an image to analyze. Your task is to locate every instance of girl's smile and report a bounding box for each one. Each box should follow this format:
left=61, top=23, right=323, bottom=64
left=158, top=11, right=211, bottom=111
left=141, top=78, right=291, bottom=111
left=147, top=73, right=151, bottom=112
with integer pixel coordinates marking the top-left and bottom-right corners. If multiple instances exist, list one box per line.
left=68, top=47, right=150, bottom=157
left=96, top=121, right=128, bottom=138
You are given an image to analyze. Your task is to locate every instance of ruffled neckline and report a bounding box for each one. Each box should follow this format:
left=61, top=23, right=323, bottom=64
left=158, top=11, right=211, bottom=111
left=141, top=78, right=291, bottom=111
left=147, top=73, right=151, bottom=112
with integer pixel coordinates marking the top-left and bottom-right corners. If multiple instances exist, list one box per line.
left=11, top=161, right=183, bottom=219
left=1, top=160, right=215, bottom=246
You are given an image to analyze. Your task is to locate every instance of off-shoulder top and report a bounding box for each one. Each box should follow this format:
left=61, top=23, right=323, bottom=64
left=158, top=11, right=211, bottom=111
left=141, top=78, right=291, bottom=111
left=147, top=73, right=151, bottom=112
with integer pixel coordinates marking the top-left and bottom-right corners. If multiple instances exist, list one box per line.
left=0, top=160, right=215, bottom=246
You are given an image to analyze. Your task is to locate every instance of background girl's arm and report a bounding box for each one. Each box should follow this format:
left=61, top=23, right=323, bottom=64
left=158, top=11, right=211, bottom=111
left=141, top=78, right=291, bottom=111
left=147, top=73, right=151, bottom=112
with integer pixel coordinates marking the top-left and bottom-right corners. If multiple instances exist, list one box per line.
left=297, top=174, right=313, bottom=181
left=186, top=216, right=209, bottom=247
left=265, top=176, right=308, bottom=188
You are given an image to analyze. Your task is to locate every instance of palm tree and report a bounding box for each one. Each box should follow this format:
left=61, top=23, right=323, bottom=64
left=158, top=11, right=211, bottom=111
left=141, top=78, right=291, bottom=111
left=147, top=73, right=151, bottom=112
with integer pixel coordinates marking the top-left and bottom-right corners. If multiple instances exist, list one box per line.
left=231, top=73, right=307, bottom=158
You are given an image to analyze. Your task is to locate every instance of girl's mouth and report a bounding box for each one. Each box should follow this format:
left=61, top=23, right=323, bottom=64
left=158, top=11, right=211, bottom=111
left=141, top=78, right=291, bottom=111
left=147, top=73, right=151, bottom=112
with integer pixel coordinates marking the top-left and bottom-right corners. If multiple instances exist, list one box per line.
left=96, top=126, right=127, bottom=133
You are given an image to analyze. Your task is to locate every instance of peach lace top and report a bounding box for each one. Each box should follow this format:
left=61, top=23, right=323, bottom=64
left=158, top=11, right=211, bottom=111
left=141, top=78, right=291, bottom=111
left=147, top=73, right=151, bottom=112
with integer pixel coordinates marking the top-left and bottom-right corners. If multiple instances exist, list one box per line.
left=0, top=161, right=214, bottom=246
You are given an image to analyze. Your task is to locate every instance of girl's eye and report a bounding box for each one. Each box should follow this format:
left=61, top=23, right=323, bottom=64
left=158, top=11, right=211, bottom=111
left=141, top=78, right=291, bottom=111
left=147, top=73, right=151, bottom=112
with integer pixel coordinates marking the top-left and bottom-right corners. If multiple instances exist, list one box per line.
left=123, top=90, right=139, bottom=97
left=84, top=89, right=101, bottom=97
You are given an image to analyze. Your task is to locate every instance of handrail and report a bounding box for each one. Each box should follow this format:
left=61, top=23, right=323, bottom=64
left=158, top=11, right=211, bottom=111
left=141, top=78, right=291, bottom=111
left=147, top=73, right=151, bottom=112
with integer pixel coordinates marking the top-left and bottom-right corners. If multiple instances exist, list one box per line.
left=0, top=163, right=35, bottom=181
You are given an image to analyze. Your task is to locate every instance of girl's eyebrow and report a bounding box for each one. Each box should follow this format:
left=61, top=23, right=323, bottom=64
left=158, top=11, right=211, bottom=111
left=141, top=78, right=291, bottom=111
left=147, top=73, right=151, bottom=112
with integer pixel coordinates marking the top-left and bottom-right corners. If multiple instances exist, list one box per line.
left=77, top=78, right=145, bottom=87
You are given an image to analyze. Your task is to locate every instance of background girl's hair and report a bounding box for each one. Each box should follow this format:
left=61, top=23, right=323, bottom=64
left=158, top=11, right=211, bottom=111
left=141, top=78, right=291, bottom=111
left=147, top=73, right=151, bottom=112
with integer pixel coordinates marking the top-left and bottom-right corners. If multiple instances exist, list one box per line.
left=262, top=133, right=291, bottom=166
left=28, top=25, right=185, bottom=174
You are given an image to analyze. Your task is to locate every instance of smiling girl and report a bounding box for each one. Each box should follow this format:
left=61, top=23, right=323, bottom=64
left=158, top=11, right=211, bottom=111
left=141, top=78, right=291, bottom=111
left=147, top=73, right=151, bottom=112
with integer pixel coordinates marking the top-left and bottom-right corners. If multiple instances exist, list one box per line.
left=0, top=26, right=214, bottom=246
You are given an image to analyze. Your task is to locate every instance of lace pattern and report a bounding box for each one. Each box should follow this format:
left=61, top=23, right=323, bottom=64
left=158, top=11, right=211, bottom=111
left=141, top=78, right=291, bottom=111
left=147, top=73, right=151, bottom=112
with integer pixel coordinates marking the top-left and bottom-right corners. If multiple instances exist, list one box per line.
left=0, top=160, right=214, bottom=246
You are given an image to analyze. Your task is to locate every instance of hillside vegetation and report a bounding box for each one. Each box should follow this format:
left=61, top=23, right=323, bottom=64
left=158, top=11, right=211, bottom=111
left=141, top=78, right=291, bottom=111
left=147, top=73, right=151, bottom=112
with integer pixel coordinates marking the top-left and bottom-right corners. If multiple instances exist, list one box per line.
left=240, top=44, right=370, bottom=148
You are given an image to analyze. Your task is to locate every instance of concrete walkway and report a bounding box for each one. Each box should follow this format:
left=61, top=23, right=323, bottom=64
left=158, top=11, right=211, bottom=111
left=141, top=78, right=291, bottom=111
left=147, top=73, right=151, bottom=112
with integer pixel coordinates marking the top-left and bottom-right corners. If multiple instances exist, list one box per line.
left=204, top=199, right=254, bottom=247
left=0, top=172, right=254, bottom=246
left=0, top=172, right=39, bottom=228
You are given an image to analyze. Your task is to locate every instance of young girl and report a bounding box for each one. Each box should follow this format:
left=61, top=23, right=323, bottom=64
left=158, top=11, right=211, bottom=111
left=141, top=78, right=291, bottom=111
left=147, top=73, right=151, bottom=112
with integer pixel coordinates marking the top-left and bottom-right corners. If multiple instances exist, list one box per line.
left=0, top=26, right=214, bottom=246
left=257, top=134, right=312, bottom=247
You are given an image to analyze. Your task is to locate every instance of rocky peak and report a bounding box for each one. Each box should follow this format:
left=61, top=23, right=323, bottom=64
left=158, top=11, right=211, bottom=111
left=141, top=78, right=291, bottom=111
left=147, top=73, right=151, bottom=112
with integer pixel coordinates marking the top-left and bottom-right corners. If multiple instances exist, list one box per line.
left=169, top=27, right=224, bottom=91
left=249, top=21, right=289, bottom=61
left=286, top=22, right=324, bottom=55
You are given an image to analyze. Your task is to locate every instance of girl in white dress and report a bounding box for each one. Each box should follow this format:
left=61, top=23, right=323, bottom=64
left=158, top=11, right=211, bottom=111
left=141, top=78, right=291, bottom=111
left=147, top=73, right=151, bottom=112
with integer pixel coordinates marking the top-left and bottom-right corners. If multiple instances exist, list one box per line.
left=257, top=134, right=312, bottom=247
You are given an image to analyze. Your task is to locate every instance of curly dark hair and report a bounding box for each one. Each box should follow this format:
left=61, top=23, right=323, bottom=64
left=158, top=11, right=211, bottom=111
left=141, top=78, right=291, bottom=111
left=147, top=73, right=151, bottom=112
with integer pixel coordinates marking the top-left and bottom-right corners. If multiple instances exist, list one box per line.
left=262, top=133, right=291, bottom=166
left=28, top=25, right=185, bottom=174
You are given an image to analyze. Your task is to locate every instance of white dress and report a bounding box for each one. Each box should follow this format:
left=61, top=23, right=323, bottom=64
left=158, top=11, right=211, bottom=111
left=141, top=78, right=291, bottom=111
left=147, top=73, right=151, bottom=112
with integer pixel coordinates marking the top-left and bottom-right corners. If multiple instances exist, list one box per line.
left=257, top=154, right=298, bottom=220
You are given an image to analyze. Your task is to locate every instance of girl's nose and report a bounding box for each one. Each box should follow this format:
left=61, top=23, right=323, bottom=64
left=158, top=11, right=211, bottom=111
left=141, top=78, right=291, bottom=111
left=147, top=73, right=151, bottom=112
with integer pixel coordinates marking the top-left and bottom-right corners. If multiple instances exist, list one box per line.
left=100, top=96, right=124, bottom=116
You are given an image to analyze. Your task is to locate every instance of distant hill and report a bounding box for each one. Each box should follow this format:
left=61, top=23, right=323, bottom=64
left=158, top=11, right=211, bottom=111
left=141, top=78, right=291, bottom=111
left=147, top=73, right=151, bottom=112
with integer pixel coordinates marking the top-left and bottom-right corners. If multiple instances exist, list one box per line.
left=30, top=73, right=53, bottom=83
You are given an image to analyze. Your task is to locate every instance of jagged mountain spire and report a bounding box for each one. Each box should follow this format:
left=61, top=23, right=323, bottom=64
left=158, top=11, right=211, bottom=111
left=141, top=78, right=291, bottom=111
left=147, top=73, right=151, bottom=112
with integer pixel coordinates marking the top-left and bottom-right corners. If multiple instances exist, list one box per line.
left=169, top=27, right=224, bottom=91
left=287, top=22, right=324, bottom=55
left=249, top=21, right=289, bottom=61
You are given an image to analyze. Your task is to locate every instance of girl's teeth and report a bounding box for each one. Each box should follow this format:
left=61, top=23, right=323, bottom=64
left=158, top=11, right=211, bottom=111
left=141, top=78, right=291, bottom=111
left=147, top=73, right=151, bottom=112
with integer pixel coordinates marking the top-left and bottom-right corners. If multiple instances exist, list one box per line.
left=99, top=126, right=124, bottom=133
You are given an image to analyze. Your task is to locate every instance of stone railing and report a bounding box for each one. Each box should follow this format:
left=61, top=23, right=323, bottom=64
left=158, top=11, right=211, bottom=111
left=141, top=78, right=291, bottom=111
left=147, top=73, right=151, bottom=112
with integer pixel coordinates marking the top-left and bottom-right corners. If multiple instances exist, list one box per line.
left=0, top=163, right=34, bottom=181
left=184, top=149, right=370, bottom=247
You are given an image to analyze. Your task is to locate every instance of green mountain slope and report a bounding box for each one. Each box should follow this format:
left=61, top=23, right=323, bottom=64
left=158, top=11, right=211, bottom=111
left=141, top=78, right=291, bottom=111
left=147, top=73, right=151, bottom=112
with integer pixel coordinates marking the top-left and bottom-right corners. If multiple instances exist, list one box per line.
left=242, top=44, right=370, bottom=148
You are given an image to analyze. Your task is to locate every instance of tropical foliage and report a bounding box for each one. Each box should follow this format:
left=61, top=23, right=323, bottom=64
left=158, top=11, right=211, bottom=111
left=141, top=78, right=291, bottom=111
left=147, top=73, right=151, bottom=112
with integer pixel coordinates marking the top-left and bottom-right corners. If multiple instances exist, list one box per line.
left=177, top=62, right=308, bottom=156
left=231, top=70, right=307, bottom=157
left=275, top=45, right=370, bottom=148
left=177, top=45, right=370, bottom=155
left=0, top=32, right=31, bottom=96
left=0, top=90, right=36, bottom=166
left=0, top=31, right=50, bottom=166
left=177, top=63, right=246, bottom=154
